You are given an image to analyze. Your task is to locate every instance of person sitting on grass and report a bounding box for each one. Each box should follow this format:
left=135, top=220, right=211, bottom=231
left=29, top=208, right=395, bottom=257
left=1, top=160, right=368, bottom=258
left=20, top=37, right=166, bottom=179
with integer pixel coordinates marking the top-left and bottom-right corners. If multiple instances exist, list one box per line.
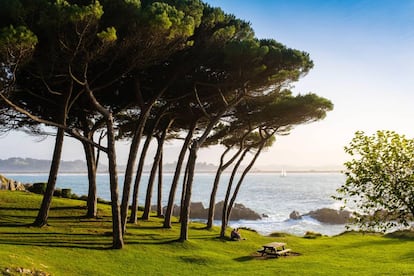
left=231, top=228, right=242, bottom=241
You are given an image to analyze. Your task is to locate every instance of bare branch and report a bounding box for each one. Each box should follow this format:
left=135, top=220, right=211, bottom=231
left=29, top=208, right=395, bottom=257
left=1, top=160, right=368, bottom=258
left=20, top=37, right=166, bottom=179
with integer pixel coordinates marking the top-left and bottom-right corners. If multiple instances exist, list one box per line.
left=218, top=88, right=228, bottom=106
left=193, top=84, right=211, bottom=119
left=41, top=78, right=62, bottom=96
left=0, top=92, right=108, bottom=152
left=69, top=64, right=86, bottom=86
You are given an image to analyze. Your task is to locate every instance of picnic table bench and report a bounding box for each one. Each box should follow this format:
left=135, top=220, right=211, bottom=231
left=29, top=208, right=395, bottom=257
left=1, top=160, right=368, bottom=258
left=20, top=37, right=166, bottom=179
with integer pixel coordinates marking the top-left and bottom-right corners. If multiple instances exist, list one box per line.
left=257, top=242, right=291, bottom=257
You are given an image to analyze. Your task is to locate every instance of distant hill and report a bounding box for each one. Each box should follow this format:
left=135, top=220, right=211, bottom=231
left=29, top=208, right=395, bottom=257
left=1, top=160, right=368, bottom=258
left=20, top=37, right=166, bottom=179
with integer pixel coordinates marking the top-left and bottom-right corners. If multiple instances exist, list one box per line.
left=0, top=158, right=219, bottom=173
left=0, top=157, right=108, bottom=173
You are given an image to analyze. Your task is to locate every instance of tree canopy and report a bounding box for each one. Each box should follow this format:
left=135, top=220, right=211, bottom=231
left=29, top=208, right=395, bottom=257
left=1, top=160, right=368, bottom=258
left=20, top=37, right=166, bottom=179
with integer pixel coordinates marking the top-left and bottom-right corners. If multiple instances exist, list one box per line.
left=0, top=0, right=334, bottom=247
left=336, top=130, right=414, bottom=231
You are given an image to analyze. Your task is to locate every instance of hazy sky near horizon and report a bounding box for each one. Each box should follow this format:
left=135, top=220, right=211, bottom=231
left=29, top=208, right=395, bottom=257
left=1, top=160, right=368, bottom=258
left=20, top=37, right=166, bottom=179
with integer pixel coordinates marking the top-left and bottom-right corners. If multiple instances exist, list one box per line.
left=1, top=0, right=414, bottom=170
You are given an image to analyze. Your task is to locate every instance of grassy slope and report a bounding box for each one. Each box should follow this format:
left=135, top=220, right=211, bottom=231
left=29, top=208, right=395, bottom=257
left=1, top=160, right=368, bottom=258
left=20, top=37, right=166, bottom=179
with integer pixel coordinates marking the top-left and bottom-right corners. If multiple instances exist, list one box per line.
left=0, top=191, right=413, bottom=275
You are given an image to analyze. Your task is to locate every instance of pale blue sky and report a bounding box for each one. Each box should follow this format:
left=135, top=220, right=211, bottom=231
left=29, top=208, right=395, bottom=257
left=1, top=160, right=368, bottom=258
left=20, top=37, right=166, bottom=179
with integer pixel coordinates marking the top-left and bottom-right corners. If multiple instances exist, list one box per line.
left=1, top=0, right=413, bottom=170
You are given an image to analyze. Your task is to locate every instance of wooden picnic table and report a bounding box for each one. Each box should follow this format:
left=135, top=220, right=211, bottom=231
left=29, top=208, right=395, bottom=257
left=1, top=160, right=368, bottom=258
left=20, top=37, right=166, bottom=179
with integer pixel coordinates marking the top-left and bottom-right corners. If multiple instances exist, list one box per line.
left=258, top=242, right=291, bottom=257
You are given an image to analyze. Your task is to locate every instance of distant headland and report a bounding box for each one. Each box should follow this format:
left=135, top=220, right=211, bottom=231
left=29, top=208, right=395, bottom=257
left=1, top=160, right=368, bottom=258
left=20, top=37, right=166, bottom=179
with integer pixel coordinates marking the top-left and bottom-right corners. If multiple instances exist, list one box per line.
left=0, top=157, right=341, bottom=173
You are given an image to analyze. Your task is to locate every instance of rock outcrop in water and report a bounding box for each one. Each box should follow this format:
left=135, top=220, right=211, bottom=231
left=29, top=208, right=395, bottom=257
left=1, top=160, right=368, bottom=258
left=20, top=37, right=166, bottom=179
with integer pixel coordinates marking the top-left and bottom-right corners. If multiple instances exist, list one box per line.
left=0, top=174, right=25, bottom=191
left=165, top=201, right=261, bottom=220
left=290, top=208, right=352, bottom=224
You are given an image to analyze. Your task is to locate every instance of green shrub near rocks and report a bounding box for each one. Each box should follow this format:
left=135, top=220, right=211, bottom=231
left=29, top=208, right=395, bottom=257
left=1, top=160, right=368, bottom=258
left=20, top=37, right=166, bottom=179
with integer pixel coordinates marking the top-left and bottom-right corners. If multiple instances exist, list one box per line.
left=29, top=182, right=47, bottom=194
left=53, top=189, right=62, bottom=197
left=61, top=189, right=72, bottom=198
left=304, top=231, right=323, bottom=239
left=79, top=195, right=88, bottom=201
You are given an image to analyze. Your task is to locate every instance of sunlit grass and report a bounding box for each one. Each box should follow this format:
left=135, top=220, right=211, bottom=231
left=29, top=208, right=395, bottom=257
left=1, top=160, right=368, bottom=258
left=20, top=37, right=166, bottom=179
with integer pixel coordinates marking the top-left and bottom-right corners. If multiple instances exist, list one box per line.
left=1, top=190, right=413, bottom=275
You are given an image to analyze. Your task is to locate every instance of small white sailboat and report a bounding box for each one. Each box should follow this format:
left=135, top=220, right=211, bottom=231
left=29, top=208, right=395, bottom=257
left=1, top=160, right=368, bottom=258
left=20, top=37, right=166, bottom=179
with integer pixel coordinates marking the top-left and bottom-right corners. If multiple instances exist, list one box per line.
left=280, top=168, right=287, bottom=177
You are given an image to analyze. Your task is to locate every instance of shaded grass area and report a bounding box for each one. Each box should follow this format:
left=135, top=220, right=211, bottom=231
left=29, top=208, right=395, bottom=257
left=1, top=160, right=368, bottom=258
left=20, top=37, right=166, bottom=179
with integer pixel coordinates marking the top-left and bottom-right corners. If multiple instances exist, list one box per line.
left=0, top=190, right=413, bottom=275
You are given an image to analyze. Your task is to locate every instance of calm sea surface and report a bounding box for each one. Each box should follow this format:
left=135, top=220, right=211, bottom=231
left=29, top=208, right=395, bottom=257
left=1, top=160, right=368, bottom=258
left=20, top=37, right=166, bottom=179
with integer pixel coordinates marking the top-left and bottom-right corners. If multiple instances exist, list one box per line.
left=5, top=172, right=347, bottom=236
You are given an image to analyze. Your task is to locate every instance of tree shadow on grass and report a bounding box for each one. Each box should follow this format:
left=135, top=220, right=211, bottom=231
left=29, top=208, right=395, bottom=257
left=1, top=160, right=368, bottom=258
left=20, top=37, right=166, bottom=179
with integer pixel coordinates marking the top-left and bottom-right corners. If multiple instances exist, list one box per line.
left=0, top=215, right=37, bottom=226
left=385, top=230, right=414, bottom=240
left=50, top=206, right=86, bottom=211
left=0, top=231, right=113, bottom=250
left=0, top=222, right=33, bottom=227
left=126, top=238, right=178, bottom=245
left=0, top=207, right=40, bottom=211
left=233, top=255, right=255, bottom=262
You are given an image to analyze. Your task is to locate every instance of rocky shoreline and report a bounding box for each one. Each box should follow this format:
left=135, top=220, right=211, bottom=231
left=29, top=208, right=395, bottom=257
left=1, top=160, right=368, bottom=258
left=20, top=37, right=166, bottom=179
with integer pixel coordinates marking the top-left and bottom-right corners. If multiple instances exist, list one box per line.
left=289, top=209, right=352, bottom=224
left=1, top=174, right=351, bottom=225
left=0, top=174, right=25, bottom=191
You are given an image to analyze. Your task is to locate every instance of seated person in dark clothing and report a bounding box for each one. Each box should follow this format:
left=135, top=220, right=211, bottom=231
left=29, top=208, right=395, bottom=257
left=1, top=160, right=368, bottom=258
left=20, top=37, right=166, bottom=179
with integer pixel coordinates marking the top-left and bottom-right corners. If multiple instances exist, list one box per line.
left=231, top=228, right=242, bottom=240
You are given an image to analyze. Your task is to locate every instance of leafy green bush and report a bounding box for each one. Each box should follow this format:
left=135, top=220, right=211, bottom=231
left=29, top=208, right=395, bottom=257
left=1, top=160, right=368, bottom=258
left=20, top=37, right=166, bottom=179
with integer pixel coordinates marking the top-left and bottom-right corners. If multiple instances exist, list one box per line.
left=269, top=232, right=289, bottom=237
left=303, top=231, right=322, bottom=239
left=79, top=195, right=88, bottom=201
left=29, top=182, right=46, bottom=194
left=97, top=197, right=110, bottom=204
left=54, top=189, right=62, bottom=197
left=61, top=189, right=72, bottom=198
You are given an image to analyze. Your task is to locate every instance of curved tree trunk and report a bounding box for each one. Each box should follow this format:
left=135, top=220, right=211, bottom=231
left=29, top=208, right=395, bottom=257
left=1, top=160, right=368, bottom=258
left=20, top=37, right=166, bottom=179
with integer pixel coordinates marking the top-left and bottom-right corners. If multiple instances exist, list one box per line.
left=129, top=132, right=153, bottom=224
left=179, top=143, right=197, bottom=241
left=226, top=143, right=265, bottom=223
left=180, top=116, right=225, bottom=241
left=141, top=139, right=161, bottom=220
left=178, top=158, right=190, bottom=223
left=207, top=130, right=251, bottom=229
left=120, top=107, right=151, bottom=231
left=33, top=89, right=71, bottom=227
left=206, top=148, right=229, bottom=229
left=33, top=127, right=65, bottom=227
left=106, top=113, right=124, bottom=249
left=83, top=140, right=97, bottom=218
left=121, top=78, right=176, bottom=231
left=85, top=87, right=123, bottom=249
left=179, top=90, right=243, bottom=241
left=163, top=124, right=195, bottom=228
left=157, top=151, right=163, bottom=217
left=206, top=145, right=245, bottom=229
left=142, top=120, right=173, bottom=220
left=220, top=148, right=249, bottom=238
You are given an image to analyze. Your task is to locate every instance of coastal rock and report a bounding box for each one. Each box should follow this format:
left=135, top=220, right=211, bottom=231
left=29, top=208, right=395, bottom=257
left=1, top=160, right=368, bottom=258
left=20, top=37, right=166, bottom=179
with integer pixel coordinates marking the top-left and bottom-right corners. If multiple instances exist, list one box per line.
left=225, top=202, right=262, bottom=220
left=0, top=174, right=25, bottom=191
left=289, top=210, right=301, bottom=220
left=189, top=202, right=208, bottom=219
left=167, top=201, right=261, bottom=220
left=306, top=208, right=351, bottom=224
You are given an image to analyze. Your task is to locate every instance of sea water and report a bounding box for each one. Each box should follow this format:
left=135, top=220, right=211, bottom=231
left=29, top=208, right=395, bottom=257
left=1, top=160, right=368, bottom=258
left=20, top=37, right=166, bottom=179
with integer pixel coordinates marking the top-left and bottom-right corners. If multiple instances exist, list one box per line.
left=5, top=172, right=347, bottom=236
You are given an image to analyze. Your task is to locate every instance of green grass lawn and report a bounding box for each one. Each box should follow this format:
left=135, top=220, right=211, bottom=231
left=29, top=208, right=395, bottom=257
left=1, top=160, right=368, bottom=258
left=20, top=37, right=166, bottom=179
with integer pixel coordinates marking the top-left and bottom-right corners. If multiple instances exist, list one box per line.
left=0, top=190, right=413, bottom=275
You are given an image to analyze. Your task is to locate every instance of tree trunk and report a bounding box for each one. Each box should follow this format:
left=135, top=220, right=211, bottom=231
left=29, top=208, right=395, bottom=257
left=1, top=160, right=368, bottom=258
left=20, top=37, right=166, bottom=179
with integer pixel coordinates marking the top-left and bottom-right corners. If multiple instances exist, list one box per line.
left=207, top=132, right=250, bottom=229
left=179, top=143, right=197, bottom=241
left=206, top=149, right=229, bottom=229
left=106, top=114, right=124, bottom=249
left=179, top=117, right=222, bottom=240
left=120, top=107, right=151, bottom=231
left=220, top=148, right=249, bottom=238
left=120, top=77, right=175, bottom=231
left=84, top=86, right=123, bottom=249
left=179, top=158, right=190, bottom=223
left=142, top=122, right=172, bottom=220
left=226, top=143, right=264, bottom=222
left=83, top=140, right=97, bottom=218
left=157, top=151, right=163, bottom=217
left=33, top=127, right=65, bottom=227
left=129, top=132, right=152, bottom=224
left=141, top=142, right=159, bottom=220
left=179, top=91, right=243, bottom=241
left=206, top=146, right=242, bottom=229
left=163, top=124, right=194, bottom=228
